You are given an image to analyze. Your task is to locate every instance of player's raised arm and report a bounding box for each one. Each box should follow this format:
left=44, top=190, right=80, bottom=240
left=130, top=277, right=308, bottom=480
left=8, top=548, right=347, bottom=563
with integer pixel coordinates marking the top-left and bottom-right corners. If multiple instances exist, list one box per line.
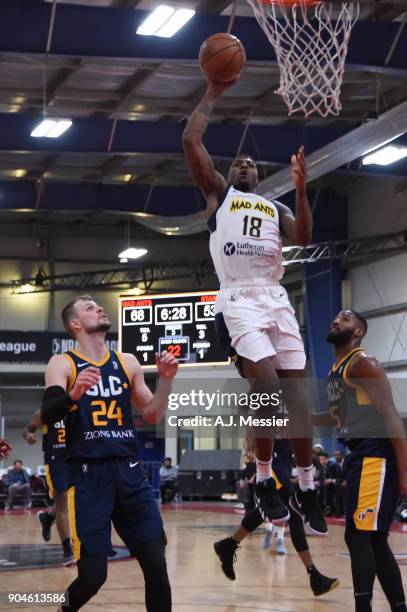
left=276, top=146, right=312, bottom=247
left=182, top=82, right=231, bottom=203
left=349, top=353, right=407, bottom=496
left=41, top=354, right=100, bottom=425
left=125, top=352, right=178, bottom=425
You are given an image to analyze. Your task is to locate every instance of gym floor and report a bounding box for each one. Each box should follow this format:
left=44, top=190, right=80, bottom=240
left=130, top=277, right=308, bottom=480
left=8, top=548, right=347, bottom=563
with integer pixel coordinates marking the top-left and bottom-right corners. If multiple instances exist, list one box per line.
left=1, top=504, right=406, bottom=611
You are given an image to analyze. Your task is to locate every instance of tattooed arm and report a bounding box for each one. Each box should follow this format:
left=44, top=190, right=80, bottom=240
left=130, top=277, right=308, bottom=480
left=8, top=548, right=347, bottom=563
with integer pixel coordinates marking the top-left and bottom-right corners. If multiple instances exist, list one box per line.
left=182, top=83, right=234, bottom=214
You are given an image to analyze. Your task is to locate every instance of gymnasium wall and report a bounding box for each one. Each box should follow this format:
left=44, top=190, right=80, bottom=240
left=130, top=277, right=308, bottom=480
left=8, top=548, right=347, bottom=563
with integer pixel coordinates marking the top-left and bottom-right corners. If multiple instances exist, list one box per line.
left=348, top=175, right=407, bottom=412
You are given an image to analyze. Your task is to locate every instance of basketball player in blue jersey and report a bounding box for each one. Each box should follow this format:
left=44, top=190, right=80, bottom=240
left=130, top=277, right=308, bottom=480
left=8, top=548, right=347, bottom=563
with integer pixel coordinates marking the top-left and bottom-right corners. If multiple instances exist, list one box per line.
left=23, top=410, right=74, bottom=566
left=313, top=310, right=407, bottom=612
left=183, top=81, right=326, bottom=536
left=40, top=295, right=178, bottom=612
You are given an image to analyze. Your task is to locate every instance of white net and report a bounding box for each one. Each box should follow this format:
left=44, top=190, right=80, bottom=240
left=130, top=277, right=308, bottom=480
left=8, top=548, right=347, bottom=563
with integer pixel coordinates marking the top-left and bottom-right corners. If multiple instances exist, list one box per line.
left=246, top=1, right=360, bottom=117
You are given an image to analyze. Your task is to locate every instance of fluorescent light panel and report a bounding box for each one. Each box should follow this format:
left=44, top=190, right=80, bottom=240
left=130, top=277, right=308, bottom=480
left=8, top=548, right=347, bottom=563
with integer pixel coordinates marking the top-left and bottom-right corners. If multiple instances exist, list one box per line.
left=137, top=5, right=194, bottom=38
left=31, top=119, right=72, bottom=138
left=362, top=145, right=407, bottom=166
left=118, top=248, right=148, bottom=260
left=157, top=8, right=195, bottom=38
left=137, top=6, right=174, bottom=35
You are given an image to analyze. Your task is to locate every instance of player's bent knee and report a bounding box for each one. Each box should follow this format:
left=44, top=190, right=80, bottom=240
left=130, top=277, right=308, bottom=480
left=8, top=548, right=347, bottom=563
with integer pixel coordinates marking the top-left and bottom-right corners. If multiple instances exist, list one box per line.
left=131, top=539, right=169, bottom=581
left=242, top=508, right=263, bottom=533
left=78, top=555, right=108, bottom=592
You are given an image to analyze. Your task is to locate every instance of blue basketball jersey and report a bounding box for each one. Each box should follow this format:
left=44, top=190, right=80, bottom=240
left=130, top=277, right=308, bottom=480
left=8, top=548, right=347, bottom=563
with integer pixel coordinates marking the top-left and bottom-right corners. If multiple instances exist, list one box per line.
left=64, top=350, right=140, bottom=461
left=42, top=420, right=66, bottom=462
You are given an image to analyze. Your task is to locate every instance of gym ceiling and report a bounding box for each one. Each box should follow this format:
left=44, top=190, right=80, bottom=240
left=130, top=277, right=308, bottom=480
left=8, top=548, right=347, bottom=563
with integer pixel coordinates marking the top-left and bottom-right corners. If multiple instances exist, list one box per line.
left=0, top=0, right=406, bottom=235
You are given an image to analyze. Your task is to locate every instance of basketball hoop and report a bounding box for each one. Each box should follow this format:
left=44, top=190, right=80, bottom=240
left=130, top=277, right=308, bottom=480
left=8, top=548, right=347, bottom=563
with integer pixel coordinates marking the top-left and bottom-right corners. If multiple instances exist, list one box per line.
left=246, top=0, right=360, bottom=117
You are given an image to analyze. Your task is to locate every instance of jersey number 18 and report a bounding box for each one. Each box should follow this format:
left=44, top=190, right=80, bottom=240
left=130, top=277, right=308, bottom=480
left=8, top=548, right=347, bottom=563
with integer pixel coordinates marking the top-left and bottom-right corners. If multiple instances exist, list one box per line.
left=242, top=215, right=262, bottom=238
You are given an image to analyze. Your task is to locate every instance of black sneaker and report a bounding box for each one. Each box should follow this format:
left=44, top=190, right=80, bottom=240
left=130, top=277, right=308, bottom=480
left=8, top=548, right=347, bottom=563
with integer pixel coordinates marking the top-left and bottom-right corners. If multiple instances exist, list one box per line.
left=37, top=511, right=54, bottom=542
left=214, top=537, right=240, bottom=581
left=254, top=477, right=290, bottom=524
left=289, top=487, right=328, bottom=535
left=63, top=548, right=76, bottom=567
left=310, top=571, right=340, bottom=597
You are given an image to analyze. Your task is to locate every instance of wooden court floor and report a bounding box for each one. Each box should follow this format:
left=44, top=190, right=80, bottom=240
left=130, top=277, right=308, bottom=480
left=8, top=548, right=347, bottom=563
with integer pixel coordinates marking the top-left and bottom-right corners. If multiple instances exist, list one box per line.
left=1, top=504, right=407, bottom=611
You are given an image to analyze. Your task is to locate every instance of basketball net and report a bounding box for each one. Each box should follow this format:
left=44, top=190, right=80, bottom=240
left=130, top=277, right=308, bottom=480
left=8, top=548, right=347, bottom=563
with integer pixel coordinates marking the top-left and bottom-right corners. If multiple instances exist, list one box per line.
left=246, top=1, right=360, bottom=117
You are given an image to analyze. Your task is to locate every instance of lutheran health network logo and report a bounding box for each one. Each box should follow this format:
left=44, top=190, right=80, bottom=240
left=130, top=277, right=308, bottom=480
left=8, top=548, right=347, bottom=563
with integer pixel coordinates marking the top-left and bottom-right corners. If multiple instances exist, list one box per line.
left=223, top=241, right=273, bottom=259
left=223, top=242, right=236, bottom=256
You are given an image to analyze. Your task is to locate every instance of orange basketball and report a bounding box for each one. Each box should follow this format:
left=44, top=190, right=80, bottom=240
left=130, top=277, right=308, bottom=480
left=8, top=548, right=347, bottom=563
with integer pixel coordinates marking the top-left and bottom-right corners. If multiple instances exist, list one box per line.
left=199, top=33, right=246, bottom=83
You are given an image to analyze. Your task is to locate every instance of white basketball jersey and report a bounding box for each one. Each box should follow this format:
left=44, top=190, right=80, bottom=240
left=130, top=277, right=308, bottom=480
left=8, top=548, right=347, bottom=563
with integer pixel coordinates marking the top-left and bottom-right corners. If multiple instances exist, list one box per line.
left=209, top=186, right=284, bottom=287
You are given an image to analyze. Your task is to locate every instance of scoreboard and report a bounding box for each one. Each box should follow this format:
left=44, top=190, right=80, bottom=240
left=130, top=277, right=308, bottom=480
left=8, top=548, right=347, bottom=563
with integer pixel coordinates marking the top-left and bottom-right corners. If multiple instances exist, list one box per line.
left=119, top=291, right=230, bottom=368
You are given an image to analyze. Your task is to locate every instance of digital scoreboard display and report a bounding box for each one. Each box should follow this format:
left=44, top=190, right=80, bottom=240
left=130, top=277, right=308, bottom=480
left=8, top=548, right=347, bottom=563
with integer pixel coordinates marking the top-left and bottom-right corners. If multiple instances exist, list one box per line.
left=119, top=291, right=230, bottom=368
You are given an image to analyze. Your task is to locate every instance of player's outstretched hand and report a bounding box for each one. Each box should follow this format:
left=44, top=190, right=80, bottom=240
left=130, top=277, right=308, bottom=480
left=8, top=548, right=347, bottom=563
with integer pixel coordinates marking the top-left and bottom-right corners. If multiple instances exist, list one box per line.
left=0, top=437, right=12, bottom=460
left=156, top=351, right=179, bottom=380
left=291, top=145, right=307, bottom=192
left=69, top=366, right=101, bottom=401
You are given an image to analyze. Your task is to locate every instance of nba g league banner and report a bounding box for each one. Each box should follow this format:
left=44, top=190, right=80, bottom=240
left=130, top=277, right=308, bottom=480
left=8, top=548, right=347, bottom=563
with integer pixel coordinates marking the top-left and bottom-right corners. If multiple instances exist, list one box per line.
left=0, top=331, right=118, bottom=363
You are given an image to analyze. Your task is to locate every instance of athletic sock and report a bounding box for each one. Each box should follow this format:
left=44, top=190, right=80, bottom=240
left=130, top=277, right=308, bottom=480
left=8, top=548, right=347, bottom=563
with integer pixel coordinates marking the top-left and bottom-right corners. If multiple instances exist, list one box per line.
left=264, top=521, right=274, bottom=533
left=255, top=458, right=272, bottom=483
left=274, top=525, right=285, bottom=539
left=62, top=538, right=72, bottom=554
left=297, top=465, right=315, bottom=491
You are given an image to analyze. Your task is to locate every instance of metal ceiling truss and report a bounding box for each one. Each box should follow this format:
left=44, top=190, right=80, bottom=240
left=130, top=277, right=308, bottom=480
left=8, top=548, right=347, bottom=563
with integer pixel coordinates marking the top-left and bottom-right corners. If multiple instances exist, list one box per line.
left=9, top=261, right=216, bottom=294
left=282, top=230, right=407, bottom=266
left=9, top=230, right=407, bottom=294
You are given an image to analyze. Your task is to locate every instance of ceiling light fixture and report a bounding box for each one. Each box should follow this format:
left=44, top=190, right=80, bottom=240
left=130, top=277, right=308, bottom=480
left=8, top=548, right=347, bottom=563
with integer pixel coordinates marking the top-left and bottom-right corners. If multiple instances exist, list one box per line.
left=137, top=5, right=195, bottom=38
left=118, top=247, right=147, bottom=261
left=132, top=287, right=145, bottom=296
left=31, top=119, right=72, bottom=138
left=362, top=145, right=407, bottom=166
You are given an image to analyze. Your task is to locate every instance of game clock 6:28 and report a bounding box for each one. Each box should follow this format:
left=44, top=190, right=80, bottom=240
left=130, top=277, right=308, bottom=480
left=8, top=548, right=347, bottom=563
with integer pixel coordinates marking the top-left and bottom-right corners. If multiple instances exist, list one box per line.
left=155, top=303, right=192, bottom=325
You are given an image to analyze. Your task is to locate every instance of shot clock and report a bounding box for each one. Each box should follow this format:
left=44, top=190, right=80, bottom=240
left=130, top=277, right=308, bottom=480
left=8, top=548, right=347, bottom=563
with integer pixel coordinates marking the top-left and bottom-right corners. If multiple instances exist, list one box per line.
left=119, top=291, right=229, bottom=368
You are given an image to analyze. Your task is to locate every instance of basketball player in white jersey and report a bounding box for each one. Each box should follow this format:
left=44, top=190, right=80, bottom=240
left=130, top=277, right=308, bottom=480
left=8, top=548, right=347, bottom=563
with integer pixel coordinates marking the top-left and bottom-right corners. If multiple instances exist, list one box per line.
left=182, top=80, right=326, bottom=536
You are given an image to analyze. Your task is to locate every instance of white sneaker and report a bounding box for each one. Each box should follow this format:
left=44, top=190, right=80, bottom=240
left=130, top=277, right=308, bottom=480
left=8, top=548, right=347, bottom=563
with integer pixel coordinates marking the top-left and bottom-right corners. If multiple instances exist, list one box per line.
left=261, top=529, right=273, bottom=550
left=276, top=538, right=287, bottom=555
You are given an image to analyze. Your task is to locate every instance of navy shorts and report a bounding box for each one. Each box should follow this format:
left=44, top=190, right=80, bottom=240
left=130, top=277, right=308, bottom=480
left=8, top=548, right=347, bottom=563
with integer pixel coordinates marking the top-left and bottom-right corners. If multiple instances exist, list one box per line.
left=45, top=459, right=70, bottom=497
left=68, top=458, right=164, bottom=560
left=344, top=439, right=399, bottom=533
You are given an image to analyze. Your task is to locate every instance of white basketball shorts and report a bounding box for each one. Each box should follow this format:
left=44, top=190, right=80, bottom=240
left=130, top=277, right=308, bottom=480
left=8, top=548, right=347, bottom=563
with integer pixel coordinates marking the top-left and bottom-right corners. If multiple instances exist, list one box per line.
left=215, top=284, right=306, bottom=370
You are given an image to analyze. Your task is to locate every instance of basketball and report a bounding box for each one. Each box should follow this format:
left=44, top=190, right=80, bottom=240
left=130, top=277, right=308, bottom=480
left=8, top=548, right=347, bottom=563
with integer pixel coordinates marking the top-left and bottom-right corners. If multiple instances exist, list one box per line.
left=199, top=33, right=246, bottom=83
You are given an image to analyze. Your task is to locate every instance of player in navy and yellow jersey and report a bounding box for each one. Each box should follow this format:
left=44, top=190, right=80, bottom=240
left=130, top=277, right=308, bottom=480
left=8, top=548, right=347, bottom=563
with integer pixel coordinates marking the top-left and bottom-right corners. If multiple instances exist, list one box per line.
left=23, top=410, right=74, bottom=565
left=40, top=295, right=178, bottom=612
left=313, top=309, right=407, bottom=612
left=214, top=438, right=339, bottom=598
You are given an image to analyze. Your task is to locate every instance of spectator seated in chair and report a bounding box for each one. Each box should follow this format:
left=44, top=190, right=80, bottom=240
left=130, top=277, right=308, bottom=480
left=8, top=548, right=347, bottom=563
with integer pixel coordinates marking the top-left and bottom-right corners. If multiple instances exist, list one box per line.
left=5, top=459, right=32, bottom=510
left=159, top=457, right=178, bottom=504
